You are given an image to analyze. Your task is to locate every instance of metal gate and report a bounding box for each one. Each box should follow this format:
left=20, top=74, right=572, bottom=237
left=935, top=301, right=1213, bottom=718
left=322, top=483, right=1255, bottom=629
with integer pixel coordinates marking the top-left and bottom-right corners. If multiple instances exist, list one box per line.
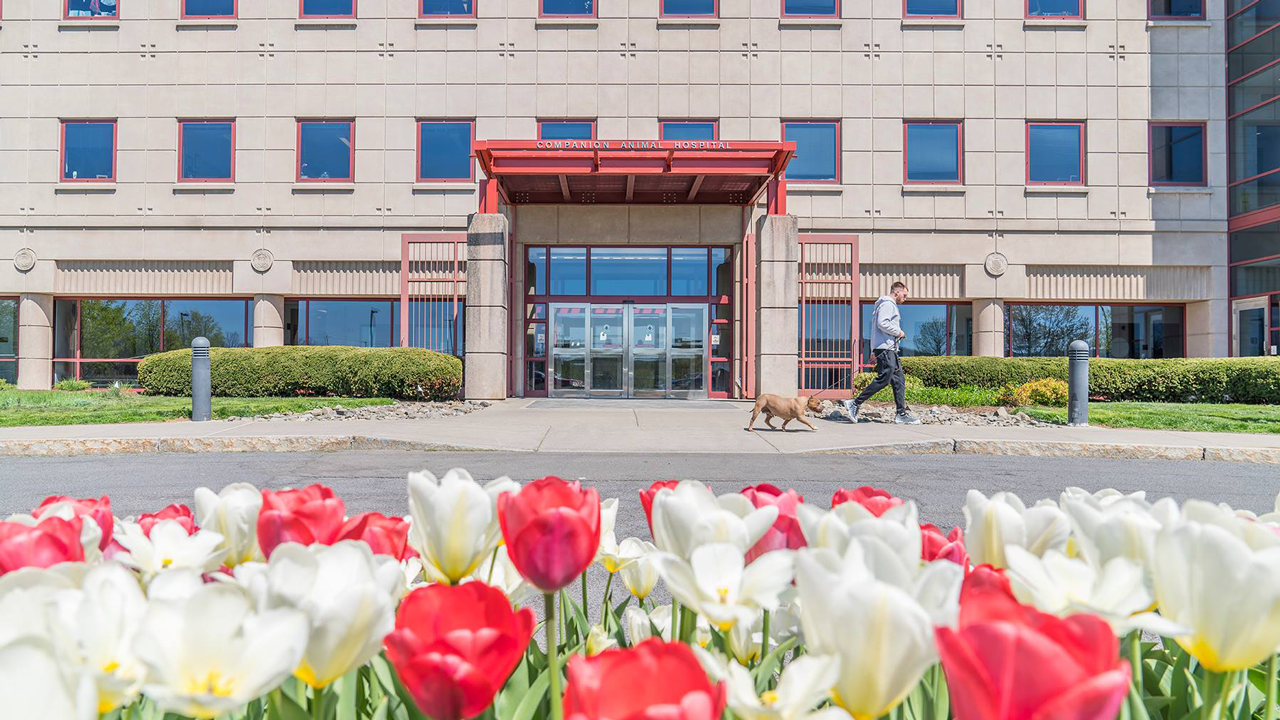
left=798, top=235, right=859, bottom=398
left=399, top=234, right=466, bottom=356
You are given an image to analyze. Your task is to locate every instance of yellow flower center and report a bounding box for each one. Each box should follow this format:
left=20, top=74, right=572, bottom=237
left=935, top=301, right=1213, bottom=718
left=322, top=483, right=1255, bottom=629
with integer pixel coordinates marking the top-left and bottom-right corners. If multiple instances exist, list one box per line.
left=716, top=587, right=730, bottom=603
left=186, top=671, right=236, bottom=698
left=761, top=691, right=779, bottom=706
left=102, top=660, right=120, bottom=674
left=161, top=558, right=174, bottom=568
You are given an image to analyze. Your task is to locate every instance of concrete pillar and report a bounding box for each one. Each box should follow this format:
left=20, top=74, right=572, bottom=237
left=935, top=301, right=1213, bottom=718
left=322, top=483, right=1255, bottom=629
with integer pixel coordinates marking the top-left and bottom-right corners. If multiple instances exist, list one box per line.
left=253, top=295, right=286, bottom=347
left=754, top=214, right=799, bottom=396
left=972, top=299, right=1005, bottom=357
left=1185, top=299, right=1229, bottom=357
left=464, top=213, right=509, bottom=400
left=17, top=294, right=54, bottom=390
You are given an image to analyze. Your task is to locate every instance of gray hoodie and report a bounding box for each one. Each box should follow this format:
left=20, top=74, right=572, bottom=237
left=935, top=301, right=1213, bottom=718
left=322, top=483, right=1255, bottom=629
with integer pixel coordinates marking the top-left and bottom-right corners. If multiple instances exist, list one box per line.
left=869, top=295, right=902, bottom=351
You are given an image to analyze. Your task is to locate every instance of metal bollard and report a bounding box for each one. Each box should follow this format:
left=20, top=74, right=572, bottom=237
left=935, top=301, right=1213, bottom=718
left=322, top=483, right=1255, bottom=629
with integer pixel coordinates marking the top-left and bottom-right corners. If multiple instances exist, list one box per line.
left=191, top=337, right=211, bottom=422
left=1067, top=339, right=1089, bottom=427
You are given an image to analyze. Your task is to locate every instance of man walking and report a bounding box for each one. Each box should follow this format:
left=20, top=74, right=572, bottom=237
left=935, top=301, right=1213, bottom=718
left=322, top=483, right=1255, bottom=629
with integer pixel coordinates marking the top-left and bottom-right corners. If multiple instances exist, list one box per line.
left=845, top=281, right=920, bottom=424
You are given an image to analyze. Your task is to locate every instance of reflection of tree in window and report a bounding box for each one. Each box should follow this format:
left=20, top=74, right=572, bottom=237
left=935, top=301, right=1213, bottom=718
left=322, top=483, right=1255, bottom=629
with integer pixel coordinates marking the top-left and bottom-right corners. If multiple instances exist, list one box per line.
left=1009, top=306, right=1094, bottom=356
left=164, top=310, right=231, bottom=350
left=0, top=300, right=15, bottom=358
left=912, top=318, right=947, bottom=356
left=80, top=301, right=162, bottom=359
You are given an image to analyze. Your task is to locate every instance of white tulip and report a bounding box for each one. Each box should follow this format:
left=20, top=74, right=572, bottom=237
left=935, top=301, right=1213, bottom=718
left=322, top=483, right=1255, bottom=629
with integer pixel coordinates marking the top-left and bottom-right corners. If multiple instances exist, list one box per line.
left=618, top=538, right=660, bottom=600
left=596, top=499, right=629, bottom=571
left=0, top=635, right=97, bottom=720
left=794, top=548, right=936, bottom=720
left=586, top=624, right=619, bottom=655
left=654, top=542, right=793, bottom=631
left=1180, top=500, right=1280, bottom=551
left=1059, top=490, right=1175, bottom=572
left=796, top=501, right=922, bottom=568
left=242, top=541, right=403, bottom=688
left=132, top=583, right=309, bottom=719
left=406, top=468, right=519, bottom=583
left=113, top=520, right=227, bottom=580
left=964, top=490, right=1070, bottom=568
left=194, top=482, right=264, bottom=567
left=624, top=605, right=659, bottom=643
left=723, top=652, right=851, bottom=720
left=650, top=481, right=778, bottom=559
left=0, top=566, right=83, bottom=646
left=146, top=568, right=206, bottom=602
left=464, top=548, right=535, bottom=605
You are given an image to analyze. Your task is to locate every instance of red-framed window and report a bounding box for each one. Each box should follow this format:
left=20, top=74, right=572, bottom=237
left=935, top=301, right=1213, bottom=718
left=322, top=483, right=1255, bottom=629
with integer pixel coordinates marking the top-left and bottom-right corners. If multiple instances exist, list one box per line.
left=782, top=121, right=841, bottom=183
left=851, top=302, right=972, bottom=371
left=0, top=297, right=16, bottom=386
left=1026, top=0, right=1082, bottom=18
left=299, top=0, right=355, bottom=18
left=661, top=0, right=718, bottom=17
left=660, top=120, right=719, bottom=141
left=1150, top=0, right=1203, bottom=19
left=1026, top=121, right=1086, bottom=185
left=60, top=120, right=117, bottom=183
left=181, top=0, right=237, bottom=19
left=540, top=0, right=595, bottom=17
left=284, top=299, right=409, bottom=348
left=52, top=298, right=253, bottom=387
left=178, top=120, right=236, bottom=183
left=903, top=121, right=964, bottom=184
left=65, top=0, right=118, bottom=19
left=905, top=0, right=961, bottom=18
left=296, top=120, right=355, bottom=182
left=538, top=120, right=596, bottom=141
left=781, top=0, right=839, bottom=17
left=1150, top=122, right=1207, bottom=186
left=1005, top=303, right=1187, bottom=358
left=420, top=0, right=474, bottom=17
left=417, top=120, right=475, bottom=182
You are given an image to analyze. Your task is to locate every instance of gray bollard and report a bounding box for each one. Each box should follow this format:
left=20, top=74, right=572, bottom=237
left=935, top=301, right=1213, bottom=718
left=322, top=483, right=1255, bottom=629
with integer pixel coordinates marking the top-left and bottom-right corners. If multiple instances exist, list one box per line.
left=1067, top=339, right=1089, bottom=427
left=191, top=337, right=211, bottom=422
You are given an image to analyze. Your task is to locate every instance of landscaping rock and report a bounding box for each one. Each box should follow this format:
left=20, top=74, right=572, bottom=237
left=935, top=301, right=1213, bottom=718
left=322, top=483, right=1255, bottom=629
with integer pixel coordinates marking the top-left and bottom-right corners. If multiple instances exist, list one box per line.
left=223, top=400, right=490, bottom=423
left=820, top=400, right=1052, bottom=428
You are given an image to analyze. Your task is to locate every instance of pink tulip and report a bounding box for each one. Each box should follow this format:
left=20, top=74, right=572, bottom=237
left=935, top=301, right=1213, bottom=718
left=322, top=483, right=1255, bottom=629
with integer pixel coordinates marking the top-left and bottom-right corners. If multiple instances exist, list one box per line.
left=921, top=523, right=968, bottom=567
left=33, top=495, right=113, bottom=550
left=336, top=512, right=412, bottom=560
left=257, top=484, right=346, bottom=557
left=138, top=504, right=197, bottom=537
left=0, top=518, right=86, bottom=574
left=498, top=476, right=600, bottom=593
left=740, top=483, right=806, bottom=562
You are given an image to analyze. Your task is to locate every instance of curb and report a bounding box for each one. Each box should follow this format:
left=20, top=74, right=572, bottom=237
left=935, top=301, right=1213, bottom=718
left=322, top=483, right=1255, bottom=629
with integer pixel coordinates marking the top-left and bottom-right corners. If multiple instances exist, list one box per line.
left=819, top=438, right=1280, bottom=464
left=0, top=435, right=484, bottom=458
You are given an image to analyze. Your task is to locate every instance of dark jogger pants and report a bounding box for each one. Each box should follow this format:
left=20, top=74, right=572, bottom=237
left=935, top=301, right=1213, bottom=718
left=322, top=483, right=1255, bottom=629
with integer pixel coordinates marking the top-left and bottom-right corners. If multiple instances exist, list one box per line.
left=852, top=348, right=907, bottom=414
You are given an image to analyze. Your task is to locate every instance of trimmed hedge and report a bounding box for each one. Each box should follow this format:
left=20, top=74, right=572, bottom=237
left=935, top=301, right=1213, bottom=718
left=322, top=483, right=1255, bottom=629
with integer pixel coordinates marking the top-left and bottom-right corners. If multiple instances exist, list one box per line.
left=901, top=356, right=1280, bottom=404
left=137, top=346, right=462, bottom=401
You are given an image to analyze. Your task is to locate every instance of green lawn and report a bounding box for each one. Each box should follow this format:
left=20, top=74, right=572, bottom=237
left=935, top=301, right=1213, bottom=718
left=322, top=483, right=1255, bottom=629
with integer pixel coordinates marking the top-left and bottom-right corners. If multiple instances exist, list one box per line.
left=0, top=389, right=394, bottom=427
left=1021, top=402, right=1280, bottom=434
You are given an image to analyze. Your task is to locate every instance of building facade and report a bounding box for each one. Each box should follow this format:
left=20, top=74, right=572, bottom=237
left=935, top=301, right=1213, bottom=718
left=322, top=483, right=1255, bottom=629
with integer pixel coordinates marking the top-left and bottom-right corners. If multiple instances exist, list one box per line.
left=0, top=0, right=1243, bottom=398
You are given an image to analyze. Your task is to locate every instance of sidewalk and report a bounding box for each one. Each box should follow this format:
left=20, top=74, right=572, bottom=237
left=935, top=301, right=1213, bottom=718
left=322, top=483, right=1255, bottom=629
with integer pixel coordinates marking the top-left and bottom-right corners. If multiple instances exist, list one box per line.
left=2, top=398, right=1280, bottom=463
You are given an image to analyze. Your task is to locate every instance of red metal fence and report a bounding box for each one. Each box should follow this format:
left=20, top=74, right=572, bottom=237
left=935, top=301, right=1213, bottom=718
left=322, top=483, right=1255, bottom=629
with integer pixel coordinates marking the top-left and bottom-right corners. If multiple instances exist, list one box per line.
left=798, top=235, right=859, bottom=398
left=399, top=234, right=467, bottom=356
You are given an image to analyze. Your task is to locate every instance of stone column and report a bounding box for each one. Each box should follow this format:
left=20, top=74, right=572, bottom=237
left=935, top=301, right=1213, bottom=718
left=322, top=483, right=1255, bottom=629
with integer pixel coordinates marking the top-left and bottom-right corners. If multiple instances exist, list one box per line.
left=754, top=214, right=799, bottom=396
left=464, top=213, right=509, bottom=400
left=253, top=295, right=286, bottom=347
left=1185, top=299, right=1229, bottom=357
left=972, top=299, right=1005, bottom=357
left=17, top=293, right=54, bottom=390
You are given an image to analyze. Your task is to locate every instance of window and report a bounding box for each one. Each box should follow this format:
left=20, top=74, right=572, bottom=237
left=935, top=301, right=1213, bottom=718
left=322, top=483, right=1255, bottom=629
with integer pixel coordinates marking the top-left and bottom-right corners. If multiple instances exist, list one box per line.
left=539, top=121, right=595, bottom=140
left=1026, top=0, right=1081, bottom=17
left=541, top=0, right=594, bottom=16
left=782, top=0, right=838, bottom=16
left=65, top=0, right=118, bottom=18
left=662, top=0, right=716, bottom=16
left=905, top=0, right=960, bottom=17
left=0, top=298, right=15, bottom=385
left=904, top=121, right=963, bottom=183
left=661, top=121, right=718, bottom=141
left=1150, top=123, right=1206, bottom=186
left=1228, top=1, right=1280, bottom=51
left=1150, top=0, right=1202, bottom=18
left=61, top=121, right=116, bottom=182
left=285, top=300, right=402, bottom=348
left=1006, top=304, right=1184, bottom=358
left=1027, top=122, right=1085, bottom=184
left=528, top=246, right=732, bottom=299
left=590, top=248, right=669, bottom=296
left=1230, top=100, right=1280, bottom=215
left=182, top=0, right=236, bottom=18
left=858, top=303, right=971, bottom=368
left=297, top=121, right=354, bottom=182
left=178, top=121, right=235, bottom=182
left=421, top=0, right=474, bottom=16
left=418, top=121, right=473, bottom=182
left=782, top=122, right=839, bottom=182
left=300, top=0, right=355, bottom=18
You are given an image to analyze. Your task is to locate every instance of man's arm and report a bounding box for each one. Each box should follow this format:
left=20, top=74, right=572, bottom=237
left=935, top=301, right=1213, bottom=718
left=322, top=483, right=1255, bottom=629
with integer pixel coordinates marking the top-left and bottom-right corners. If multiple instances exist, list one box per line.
left=877, top=304, right=904, bottom=338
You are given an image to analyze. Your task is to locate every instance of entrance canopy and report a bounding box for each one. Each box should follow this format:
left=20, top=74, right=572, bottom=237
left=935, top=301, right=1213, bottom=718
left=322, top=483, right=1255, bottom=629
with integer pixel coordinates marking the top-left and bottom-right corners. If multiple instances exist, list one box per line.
left=473, top=140, right=795, bottom=207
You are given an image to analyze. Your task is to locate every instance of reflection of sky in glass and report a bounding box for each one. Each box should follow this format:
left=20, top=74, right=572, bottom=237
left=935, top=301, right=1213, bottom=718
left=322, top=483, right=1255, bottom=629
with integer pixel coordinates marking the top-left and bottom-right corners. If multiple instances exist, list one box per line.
left=784, top=123, right=838, bottom=181
left=63, top=123, right=114, bottom=180
left=662, top=0, right=715, bottom=15
left=591, top=249, right=668, bottom=296
left=164, top=300, right=248, bottom=348
left=540, top=122, right=595, bottom=140
left=67, top=0, right=118, bottom=17
left=671, top=249, right=709, bottom=295
left=181, top=123, right=234, bottom=180
left=306, top=301, right=397, bottom=347
left=302, top=0, right=355, bottom=15
left=542, top=0, right=594, bottom=15
left=1028, top=124, right=1082, bottom=183
left=550, top=248, right=587, bottom=296
left=906, top=124, right=960, bottom=181
left=783, top=0, right=837, bottom=14
left=184, top=0, right=235, bottom=16
left=1027, top=0, right=1080, bottom=15
left=662, top=123, right=716, bottom=140
left=422, top=0, right=474, bottom=15
left=299, top=123, right=353, bottom=180
left=419, top=122, right=472, bottom=180
left=905, top=0, right=958, bottom=15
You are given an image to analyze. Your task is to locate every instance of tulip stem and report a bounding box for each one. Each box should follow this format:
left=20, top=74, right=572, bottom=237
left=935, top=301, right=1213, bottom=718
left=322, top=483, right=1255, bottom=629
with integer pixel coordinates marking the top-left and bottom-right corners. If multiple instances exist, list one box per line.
left=311, top=683, right=326, bottom=720
left=760, top=610, right=771, bottom=667
left=485, top=547, right=500, bottom=585
left=581, top=570, right=589, bottom=630
left=601, top=573, right=614, bottom=630
left=1266, top=655, right=1278, bottom=720
left=1208, top=671, right=1232, bottom=720
left=1129, top=631, right=1143, bottom=696
left=672, top=599, right=681, bottom=640
left=546, top=593, right=564, bottom=720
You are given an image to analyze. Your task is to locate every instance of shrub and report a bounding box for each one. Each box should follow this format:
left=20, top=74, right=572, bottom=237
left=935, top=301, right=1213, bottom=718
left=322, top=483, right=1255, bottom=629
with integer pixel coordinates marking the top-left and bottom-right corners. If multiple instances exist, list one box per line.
left=849, top=372, right=923, bottom=402
left=137, top=346, right=462, bottom=401
left=0, top=378, right=10, bottom=391
left=54, top=378, right=92, bottom=392
left=998, top=378, right=1069, bottom=408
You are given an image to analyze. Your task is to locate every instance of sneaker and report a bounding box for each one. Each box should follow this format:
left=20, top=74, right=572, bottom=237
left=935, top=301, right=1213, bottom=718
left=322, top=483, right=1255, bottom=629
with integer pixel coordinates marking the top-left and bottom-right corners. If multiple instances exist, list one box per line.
left=894, top=413, right=921, bottom=425
left=843, top=400, right=861, bottom=422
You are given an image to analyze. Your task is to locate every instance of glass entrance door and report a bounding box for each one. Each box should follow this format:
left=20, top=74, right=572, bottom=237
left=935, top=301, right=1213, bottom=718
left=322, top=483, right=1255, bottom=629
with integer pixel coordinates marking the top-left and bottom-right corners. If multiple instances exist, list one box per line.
left=669, top=304, right=707, bottom=398
left=589, top=306, right=626, bottom=396
left=1234, top=298, right=1269, bottom=357
left=629, top=305, right=668, bottom=397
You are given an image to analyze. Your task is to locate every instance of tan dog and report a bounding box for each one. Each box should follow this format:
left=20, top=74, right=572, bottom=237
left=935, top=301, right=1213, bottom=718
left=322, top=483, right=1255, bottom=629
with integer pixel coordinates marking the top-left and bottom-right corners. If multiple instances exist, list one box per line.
left=747, top=394, right=823, bottom=432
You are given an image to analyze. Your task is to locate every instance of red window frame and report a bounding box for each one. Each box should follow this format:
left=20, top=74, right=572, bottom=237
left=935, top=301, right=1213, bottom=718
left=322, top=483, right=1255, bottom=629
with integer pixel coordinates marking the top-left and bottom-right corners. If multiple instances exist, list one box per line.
left=903, top=0, right=961, bottom=18
left=1149, top=121, right=1207, bottom=187
left=181, top=0, right=238, bottom=19
left=781, top=120, right=842, bottom=184
left=780, top=0, right=840, bottom=17
left=295, top=119, right=355, bottom=183
left=1024, top=0, right=1083, bottom=19
left=419, top=0, right=476, bottom=17
left=660, top=0, right=719, bottom=17
left=286, top=298, right=402, bottom=347
left=177, top=119, right=236, bottom=183
left=1149, top=0, right=1204, bottom=19
left=903, top=120, right=964, bottom=185
left=63, top=0, right=119, bottom=19
left=659, top=120, right=720, bottom=140
left=416, top=120, right=476, bottom=183
left=1025, top=121, right=1086, bottom=186
left=60, top=120, right=117, bottom=183
left=298, top=0, right=356, bottom=19
left=0, top=296, right=17, bottom=385
left=539, top=0, right=597, bottom=18
left=1004, top=302, right=1189, bottom=359
left=537, top=119, right=598, bottom=140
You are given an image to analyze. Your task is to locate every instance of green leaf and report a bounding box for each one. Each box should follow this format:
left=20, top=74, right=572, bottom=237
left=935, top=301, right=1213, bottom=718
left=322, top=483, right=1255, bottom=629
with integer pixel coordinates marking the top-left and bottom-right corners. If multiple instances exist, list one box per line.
left=497, top=657, right=533, bottom=720
left=510, top=667, right=552, bottom=720
left=336, top=669, right=359, bottom=720
left=268, top=690, right=311, bottom=720
left=371, top=697, right=391, bottom=720
left=613, top=596, right=631, bottom=620
left=752, top=637, right=799, bottom=695
left=567, top=595, right=591, bottom=643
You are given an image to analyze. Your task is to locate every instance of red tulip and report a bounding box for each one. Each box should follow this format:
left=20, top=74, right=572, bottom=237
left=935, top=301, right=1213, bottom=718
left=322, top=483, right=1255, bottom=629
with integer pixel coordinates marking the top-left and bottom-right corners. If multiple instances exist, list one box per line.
left=384, top=582, right=534, bottom=720
left=921, top=523, right=969, bottom=567
left=639, top=480, right=680, bottom=537
left=257, top=484, right=346, bottom=557
left=831, top=486, right=903, bottom=516
left=33, top=495, right=113, bottom=550
left=740, top=483, right=807, bottom=563
left=138, top=504, right=197, bottom=537
left=564, top=638, right=726, bottom=720
left=498, top=476, right=600, bottom=593
left=336, top=512, right=412, bottom=560
left=936, top=567, right=1131, bottom=720
left=0, top=518, right=86, bottom=575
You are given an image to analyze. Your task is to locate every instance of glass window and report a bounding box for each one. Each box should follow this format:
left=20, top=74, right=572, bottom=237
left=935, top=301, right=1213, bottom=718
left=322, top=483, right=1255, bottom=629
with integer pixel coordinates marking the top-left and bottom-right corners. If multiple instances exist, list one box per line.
left=1229, top=28, right=1280, bottom=83
left=526, top=323, right=547, bottom=358
left=905, top=122, right=962, bottom=183
left=711, top=248, right=733, bottom=297
left=671, top=248, right=709, bottom=296
left=1230, top=221, right=1280, bottom=263
left=163, top=300, right=249, bottom=350
left=899, top=305, right=950, bottom=357
left=783, top=0, right=838, bottom=16
left=0, top=299, right=16, bottom=379
left=301, top=0, right=354, bottom=16
left=1099, top=306, right=1184, bottom=359
left=405, top=299, right=463, bottom=355
left=1228, top=0, right=1280, bottom=49
left=549, top=248, right=587, bottom=296
left=179, top=121, right=234, bottom=182
left=1229, top=99, right=1280, bottom=214
left=418, top=121, right=472, bottom=181
left=1007, top=305, right=1096, bottom=356
left=303, top=301, right=397, bottom=347
left=527, top=248, right=548, bottom=296
left=298, top=121, right=354, bottom=181
left=950, top=304, right=973, bottom=356
left=1027, top=123, right=1084, bottom=184
left=79, top=301, right=163, bottom=359
left=1150, top=0, right=1202, bottom=17
left=590, top=248, right=668, bottom=296
left=906, top=0, right=959, bottom=16
left=783, top=122, right=839, bottom=182
left=662, top=0, right=715, bottom=15
left=661, top=122, right=717, bottom=141
left=66, top=0, right=118, bottom=17
left=422, top=0, right=473, bottom=15
left=62, top=122, right=115, bottom=181
left=183, top=0, right=236, bottom=17
left=539, top=122, right=595, bottom=140
left=1227, top=61, right=1280, bottom=116
left=1150, top=124, right=1205, bottom=185
left=1233, top=256, right=1280, bottom=296
left=1026, top=0, right=1081, bottom=16
left=542, top=0, right=594, bottom=14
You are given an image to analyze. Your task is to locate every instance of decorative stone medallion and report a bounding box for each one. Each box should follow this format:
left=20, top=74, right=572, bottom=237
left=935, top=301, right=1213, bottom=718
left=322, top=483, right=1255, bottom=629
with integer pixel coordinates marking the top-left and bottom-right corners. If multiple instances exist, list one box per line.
left=984, top=252, right=1008, bottom=278
left=250, top=248, right=274, bottom=273
left=13, top=248, right=36, bottom=272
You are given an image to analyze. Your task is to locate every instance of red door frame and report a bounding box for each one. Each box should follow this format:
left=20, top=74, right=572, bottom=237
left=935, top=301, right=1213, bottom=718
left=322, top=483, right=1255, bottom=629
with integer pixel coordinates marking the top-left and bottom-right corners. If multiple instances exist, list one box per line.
left=798, top=234, right=860, bottom=398
left=399, top=234, right=467, bottom=355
